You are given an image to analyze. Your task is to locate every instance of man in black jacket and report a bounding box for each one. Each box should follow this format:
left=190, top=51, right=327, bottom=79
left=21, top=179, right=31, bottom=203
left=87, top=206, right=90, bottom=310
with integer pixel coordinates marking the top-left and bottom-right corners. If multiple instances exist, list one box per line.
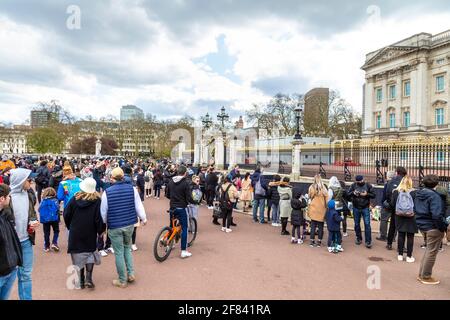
left=415, top=175, right=447, bottom=285
left=0, top=184, right=23, bottom=300
left=347, top=175, right=376, bottom=248
left=166, top=166, right=194, bottom=259
left=385, top=166, right=407, bottom=250
left=35, top=160, right=50, bottom=203
left=205, top=167, right=218, bottom=210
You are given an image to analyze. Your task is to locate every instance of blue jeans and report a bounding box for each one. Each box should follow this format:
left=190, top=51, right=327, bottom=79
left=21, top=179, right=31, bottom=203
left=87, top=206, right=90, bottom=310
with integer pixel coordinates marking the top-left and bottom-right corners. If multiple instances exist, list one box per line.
left=271, top=203, right=280, bottom=224
left=328, top=231, right=342, bottom=247
left=174, top=208, right=188, bottom=251
left=18, top=239, right=33, bottom=300
left=0, top=268, right=18, bottom=300
left=353, top=208, right=372, bottom=244
left=252, top=198, right=266, bottom=223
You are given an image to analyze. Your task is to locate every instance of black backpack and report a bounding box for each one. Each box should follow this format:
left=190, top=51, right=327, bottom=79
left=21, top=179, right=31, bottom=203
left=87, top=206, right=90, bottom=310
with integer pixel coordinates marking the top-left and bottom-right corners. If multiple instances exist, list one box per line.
left=219, top=184, right=233, bottom=211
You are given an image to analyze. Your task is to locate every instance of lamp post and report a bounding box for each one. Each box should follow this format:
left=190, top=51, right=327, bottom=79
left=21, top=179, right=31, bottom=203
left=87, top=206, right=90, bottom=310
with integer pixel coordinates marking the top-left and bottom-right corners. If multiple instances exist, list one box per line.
left=217, top=106, right=229, bottom=169
left=291, top=98, right=304, bottom=180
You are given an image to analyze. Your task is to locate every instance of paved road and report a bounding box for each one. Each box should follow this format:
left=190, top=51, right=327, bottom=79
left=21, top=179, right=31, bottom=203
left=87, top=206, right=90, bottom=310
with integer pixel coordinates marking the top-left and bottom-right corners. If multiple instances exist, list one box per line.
left=9, top=196, right=450, bottom=300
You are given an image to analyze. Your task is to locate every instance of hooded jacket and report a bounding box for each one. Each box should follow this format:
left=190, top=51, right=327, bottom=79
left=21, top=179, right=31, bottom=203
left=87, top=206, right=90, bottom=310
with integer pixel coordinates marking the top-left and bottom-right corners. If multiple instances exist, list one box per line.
left=10, top=168, right=37, bottom=243
left=166, top=175, right=194, bottom=209
left=267, top=181, right=281, bottom=204
left=326, top=200, right=344, bottom=232
left=414, top=188, right=446, bottom=232
left=278, top=184, right=293, bottom=219
left=290, top=188, right=307, bottom=225
left=49, top=167, right=63, bottom=190
left=64, top=197, right=105, bottom=254
left=0, top=207, right=23, bottom=276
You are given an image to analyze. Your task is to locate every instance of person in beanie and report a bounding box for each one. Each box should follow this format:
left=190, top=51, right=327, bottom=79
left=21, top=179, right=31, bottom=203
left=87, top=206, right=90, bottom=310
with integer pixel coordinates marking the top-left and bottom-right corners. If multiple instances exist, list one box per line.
left=64, top=178, right=105, bottom=290
left=347, top=175, right=376, bottom=248
left=0, top=184, right=23, bottom=300
left=57, top=163, right=82, bottom=209
left=415, top=175, right=447, bottom=285
left=100, top=168, right=147, bottom=288
left=326, top=199, right=344, bottom=253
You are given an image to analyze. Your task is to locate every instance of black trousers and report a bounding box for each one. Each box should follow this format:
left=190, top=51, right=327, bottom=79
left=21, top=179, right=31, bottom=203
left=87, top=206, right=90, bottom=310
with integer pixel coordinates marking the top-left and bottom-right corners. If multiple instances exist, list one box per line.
left=398, top=231, right=414, bottom=257
left=154, top=185, right=161, bottom=198
left=342, top=210, right=350, bottom=233
left=281, top=217, right=289, bottom=233
left=387, top=212, right=397, bottom=245
left=43, top=221, right=60, bottom=248
left=97, top=234, right=112, bottom=251
left=206, top=188, right=215, bottom=207
left=145, top=187, right=152, bottom=196
left=36, top=184, right=45, bottom=203
left=222, top=208, right=233, bottom=229
left=292, top=225, right=301, bottom=239
left=310, top=220, right=324, bottom=241
left=132, top=227, right=137, bottom=245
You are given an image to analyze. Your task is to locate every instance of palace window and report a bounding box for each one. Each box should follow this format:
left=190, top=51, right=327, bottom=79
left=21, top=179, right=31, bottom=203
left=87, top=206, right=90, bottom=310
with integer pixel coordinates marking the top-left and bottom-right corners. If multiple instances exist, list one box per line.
left=389, top=112, right=396, bottom=128
left=376, top=88, right=382, bottom=103
left=389, top=85, right=396, bottom=100
left=436, top=58, right=445, bottom=65
left=436, top=75, right=445, bottom=92
left=403, top=111, right=410, bottom=128
left=403, top=81, right=410, bottom=97
left=376, top=114, right=381, bottom=129
left=436, top=108, right=445, bottom=125
left=436, top=151, right=445, bottom=162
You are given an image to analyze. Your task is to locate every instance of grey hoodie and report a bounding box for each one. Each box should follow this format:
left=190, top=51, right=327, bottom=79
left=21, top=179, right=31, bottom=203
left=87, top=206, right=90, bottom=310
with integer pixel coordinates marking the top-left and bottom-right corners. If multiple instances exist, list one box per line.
left=10, top=169, right=31, bottom=242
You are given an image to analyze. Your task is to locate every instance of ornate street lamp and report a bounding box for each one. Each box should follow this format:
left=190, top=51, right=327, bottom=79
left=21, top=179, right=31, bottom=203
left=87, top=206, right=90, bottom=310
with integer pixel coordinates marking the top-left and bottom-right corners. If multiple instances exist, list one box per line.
left=201, top=112, right=213, bottom=130
left=293, top=99, right=304, bottom=141
left=217, top=106, right=229, bottom=168
left=291, top=97, right=304, bottom=180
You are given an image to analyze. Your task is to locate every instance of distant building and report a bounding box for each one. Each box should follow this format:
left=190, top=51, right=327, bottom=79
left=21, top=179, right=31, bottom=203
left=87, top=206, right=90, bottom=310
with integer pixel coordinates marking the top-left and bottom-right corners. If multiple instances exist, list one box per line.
left=235, top=116, right=244, bottom=129
left=120, top=105, right=144, bottom=121
left=30, top=110, right=58, bottom=128
left=0, top=125, right=30, bottom=154
left=304, top=88, right=330, bottom=136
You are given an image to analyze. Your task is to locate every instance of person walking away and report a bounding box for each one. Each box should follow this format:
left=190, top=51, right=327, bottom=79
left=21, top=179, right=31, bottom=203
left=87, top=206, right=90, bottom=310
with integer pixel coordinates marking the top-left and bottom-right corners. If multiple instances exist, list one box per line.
left=326, top=199, right=344, bottom=253
left=308, top=175, right=329, bottom=247
left=206, top=167, right=218, bottom=210
left=64, top=178, right=106, bottom=289
left=377, top=170, right=396, bottom=242
left=101, top=168, right=147, bottom=288
left=153, top=169, right=163, bottom=200
left=278, top=177, right=293, bottom=235
left=385, top=167, right=408, bottom=250
left=49, top=165, right=63, bottom=191
left=251, top=167, right=268, bottom=224
left=0, top=184, right=23, bottom=300
left=131, top=167, right=145, bottom=252
left=219, top=176, right=239, bottom=233
left=165, top=166, right=194, bottom=258
left=267, top=175, right=281, bottom=227
left=391, top=176, right=417, bottom=263
left=35, top=160, right=50, bottom=203
left=415, top=175, right=448, bottom=285
left=38, top=188, right=60, bottom=253
left=346, top=175, right=376, bottom=248
left=239, top=172, right=252, bottom=212
left=9, top=169, right=39, bottom=300
left=57, top=163, right=82, bottom=209
left=290, top=188, right=307, bottom=244
left=144, top=167, right=154, bottom=198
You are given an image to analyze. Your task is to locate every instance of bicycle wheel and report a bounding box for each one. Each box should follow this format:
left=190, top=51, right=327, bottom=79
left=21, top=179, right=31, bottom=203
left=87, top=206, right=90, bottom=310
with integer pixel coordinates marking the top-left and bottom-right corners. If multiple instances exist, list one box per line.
left=153, top=226, right=174, bottom=262
left=187, top=217, right=197, bottom=247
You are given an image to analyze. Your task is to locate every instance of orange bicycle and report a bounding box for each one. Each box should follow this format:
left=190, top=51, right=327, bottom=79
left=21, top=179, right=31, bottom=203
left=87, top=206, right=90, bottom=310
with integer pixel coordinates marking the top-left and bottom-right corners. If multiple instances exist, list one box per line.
left=153, top=210, right=197, bottom=262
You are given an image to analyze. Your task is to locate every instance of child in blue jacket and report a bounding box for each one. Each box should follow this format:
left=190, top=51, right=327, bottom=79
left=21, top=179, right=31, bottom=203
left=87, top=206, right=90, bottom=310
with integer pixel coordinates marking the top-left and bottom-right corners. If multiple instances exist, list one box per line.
left=39, top=187, right=60, bottom=252
left=326, top=199, right=344, bottom=254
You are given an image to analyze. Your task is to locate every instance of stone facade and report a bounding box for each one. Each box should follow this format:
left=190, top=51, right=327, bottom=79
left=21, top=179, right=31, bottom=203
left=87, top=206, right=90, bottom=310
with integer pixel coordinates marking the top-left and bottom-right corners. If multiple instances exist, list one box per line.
left=361, top=30, right=450, bottom=140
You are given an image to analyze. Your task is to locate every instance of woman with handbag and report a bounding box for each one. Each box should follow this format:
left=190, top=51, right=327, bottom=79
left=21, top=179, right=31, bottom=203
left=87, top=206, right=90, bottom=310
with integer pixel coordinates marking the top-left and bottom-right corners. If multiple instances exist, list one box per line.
left=64, top=178, right=106, bottom=290
left=308, top=175, right=329, bottom=247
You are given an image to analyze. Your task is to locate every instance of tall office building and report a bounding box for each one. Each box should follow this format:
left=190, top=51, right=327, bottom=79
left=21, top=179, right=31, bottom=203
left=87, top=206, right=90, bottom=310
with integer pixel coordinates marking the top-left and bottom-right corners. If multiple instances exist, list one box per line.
left=120, top=105, right=144, bottom=121
left=30, top=110, right=58, bottom=128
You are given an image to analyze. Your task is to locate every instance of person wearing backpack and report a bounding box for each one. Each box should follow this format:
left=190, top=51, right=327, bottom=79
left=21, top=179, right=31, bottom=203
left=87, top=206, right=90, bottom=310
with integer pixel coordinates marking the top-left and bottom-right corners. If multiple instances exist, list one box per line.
left=219, top=176, right=238, bottom=233
left=391, top=176, right=418, bottom=263
left=35, top=160, right=50, bottom=203
left=251, top=167, right=268, bottom=224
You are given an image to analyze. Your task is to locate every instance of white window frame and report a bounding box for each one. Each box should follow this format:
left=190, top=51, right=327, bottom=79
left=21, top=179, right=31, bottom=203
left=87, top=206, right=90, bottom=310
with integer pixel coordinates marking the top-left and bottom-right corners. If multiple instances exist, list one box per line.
left=436, top=75, right=445, bottom=93
left=403, top=81, right=410, bottom=97
left=389, top=85, right=396, bottom=100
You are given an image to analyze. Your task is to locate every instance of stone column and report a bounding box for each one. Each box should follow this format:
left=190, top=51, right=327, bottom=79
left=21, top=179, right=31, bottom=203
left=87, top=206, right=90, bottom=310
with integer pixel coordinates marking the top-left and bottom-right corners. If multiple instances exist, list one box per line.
left=215, top=136, right=224, bottom=170
left=291, top=139, right=304, bottom=181
left=202, top=142, right=209, bottom=166
left=411, top=58, right=428, bottom=128
left=178, top=141, right=186, bottom=162
left=228, top=138, right=237, bottom=170
left=364, top=77, right=375, bottom=132
left=194, top=143, right=200, bottom=166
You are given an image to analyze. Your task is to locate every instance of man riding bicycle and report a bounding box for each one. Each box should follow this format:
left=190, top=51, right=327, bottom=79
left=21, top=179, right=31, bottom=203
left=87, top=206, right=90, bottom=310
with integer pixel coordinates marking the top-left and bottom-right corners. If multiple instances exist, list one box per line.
left=165, top=165, right=195, bottom=259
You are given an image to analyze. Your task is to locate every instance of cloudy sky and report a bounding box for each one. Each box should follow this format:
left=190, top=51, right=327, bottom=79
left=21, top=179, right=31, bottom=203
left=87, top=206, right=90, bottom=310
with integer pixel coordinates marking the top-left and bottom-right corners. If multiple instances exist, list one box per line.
left=1, top=0, right=450, bottom=125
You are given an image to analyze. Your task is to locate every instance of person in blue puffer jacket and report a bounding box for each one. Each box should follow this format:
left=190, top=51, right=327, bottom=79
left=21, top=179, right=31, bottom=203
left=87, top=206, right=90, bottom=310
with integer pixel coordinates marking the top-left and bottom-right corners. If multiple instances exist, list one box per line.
left=326, top=199, right=344, bottom=254
left=39, top=188, right=60, bottom=252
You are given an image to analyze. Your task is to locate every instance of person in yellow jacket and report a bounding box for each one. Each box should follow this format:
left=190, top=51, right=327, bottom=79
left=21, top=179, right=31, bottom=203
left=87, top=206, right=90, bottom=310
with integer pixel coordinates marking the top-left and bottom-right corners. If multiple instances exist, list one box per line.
left=0, top=155, right=16, bottom=172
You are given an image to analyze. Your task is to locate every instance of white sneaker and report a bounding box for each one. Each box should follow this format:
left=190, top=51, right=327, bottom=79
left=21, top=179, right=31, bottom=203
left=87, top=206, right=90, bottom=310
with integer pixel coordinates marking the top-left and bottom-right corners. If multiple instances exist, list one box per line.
left=328, top=247, right=333, bottom=253
left=208, top=206, right=214, bottom=210
left=107, top=247, right=114, bottom=254
left=181, top=250, right=192, bottom=258
left=343, top=233, right=349, bottom=237
left=398, top=255, right=404, bottom=261
left=291, top=237, right=296, bottom=243
left=225, top=228, right=233, bottom=233
left=132, top=244, right=138, bottom=251
left=271, top=223, right=276, bottom=226
left=406, top=256, right=415, bottom=263
left=99, top=250, right=108, bottom=257
left=336, top=245, right=344, bottom=252
left=157, top=197, right=160, bottom=200
left=297, top=239, right=303, bottom=244
left=221, top=227, right=226, bottom=232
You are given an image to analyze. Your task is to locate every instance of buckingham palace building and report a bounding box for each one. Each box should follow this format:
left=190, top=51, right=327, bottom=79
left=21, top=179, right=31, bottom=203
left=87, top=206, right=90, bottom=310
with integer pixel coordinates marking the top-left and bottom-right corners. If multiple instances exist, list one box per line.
left=361, top=29, right=450, bottom=140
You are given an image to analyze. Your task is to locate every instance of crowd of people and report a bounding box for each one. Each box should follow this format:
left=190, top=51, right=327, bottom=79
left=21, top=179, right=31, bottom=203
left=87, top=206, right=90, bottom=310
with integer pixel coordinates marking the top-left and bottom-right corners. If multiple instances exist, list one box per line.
left=1, top=154, right=449, bottom=300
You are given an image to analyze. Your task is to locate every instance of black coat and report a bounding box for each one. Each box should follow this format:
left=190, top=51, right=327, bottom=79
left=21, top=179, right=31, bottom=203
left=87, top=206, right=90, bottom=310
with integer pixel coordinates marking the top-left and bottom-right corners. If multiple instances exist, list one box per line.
left=391, top=190, right=418, bottom=234
left=0, top=208, right=22, bottom=276
left=290, top=188, right=307, bottom=226
left=346, top=182, right=376, bottom=209
left=136, top=173, right=145, bottom=200
left=49, top=170, right=63, bottom=191
left=165, top=176, right=194, bottom=209
left=267, top=182, right=281, bottom=205
left=35, top=165, right=50, bottom=186
left=63, top=197, right=105, bottom=254
left=414, top=188, right=446, bottom=232
left=205, top=172, right=218, bottom=190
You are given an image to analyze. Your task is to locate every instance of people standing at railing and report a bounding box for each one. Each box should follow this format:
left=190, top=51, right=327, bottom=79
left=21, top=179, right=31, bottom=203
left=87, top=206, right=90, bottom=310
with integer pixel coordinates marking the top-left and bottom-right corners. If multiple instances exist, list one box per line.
left=385, top=167, right=407, bottom=250
left=377, top=170, right=396, bottom=242
left=338, top=180, right=350, bottom=237
left=346, top=175, right=376, bottom=249
left=307, top=175, right=328, bottom=247
left=278, top=177, right=292, bottom=235
left=251, top=167, right=268, bottom=224
left=239, top=172, right=252, bottom=213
